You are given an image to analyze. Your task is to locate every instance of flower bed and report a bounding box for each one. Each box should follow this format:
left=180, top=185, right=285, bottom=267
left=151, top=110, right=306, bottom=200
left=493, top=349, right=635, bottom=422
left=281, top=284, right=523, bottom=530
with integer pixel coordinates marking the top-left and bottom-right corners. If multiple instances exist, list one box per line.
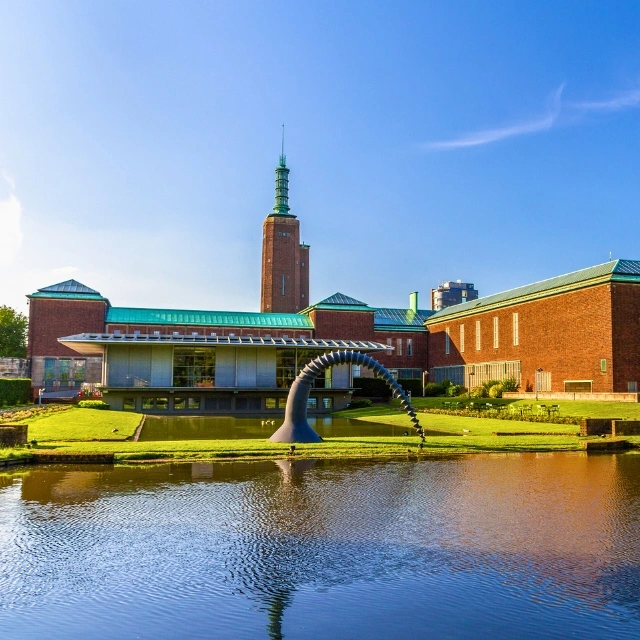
left=420, top=408, right=581, bottom=425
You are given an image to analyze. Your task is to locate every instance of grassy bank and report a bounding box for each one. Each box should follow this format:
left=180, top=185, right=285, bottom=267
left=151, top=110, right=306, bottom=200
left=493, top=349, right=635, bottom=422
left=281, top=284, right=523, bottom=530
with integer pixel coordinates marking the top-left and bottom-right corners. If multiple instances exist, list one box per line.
left=1, top=399, right=639, bottom=464
left=15, top=407, right=141, bottom=442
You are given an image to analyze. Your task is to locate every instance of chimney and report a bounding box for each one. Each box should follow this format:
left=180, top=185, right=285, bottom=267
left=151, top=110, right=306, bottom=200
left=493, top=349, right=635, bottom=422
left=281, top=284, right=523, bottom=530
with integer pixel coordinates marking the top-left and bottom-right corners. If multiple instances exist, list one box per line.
left=409, top=291, right=418, bottom=313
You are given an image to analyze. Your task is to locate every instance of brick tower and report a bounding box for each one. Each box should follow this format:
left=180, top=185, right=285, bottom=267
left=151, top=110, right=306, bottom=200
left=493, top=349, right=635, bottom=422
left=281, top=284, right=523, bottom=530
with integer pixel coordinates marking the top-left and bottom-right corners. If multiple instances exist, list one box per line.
left=260, top=143, right=310, bottom=313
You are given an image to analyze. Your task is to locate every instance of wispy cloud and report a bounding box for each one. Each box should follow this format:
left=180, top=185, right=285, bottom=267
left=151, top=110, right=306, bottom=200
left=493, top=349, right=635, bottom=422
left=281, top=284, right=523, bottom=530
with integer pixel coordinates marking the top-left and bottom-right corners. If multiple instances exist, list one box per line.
left=572, top=89, right=640, bottom=112
left=0, top=172, right=23, bottom=266
left=425, top=84, right=564, bottom=150
left=1, top=170, right=16, bottom=191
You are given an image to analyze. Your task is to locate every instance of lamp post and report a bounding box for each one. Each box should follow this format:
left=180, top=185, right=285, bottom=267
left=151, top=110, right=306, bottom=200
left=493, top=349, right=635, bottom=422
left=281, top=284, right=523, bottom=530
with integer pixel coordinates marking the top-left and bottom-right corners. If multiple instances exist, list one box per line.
left=535, top=368, right=543, bottom=401
left=468, top=371, right=475, bottom=398
left=422, top=370, right=428, bottom=397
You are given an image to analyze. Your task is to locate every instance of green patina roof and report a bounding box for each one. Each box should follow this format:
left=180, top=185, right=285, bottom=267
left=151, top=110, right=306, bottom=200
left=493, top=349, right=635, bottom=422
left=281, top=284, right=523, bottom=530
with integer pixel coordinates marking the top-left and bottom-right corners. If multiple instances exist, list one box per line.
left=303, top=292, right=372, bottom=312
left=374, top=307, right=435, bottom=331
left=426, top=259, right=640, bottom=324
left=107, top=306, right=314, bottom=329
left=28, top=279, right=107, bottom=301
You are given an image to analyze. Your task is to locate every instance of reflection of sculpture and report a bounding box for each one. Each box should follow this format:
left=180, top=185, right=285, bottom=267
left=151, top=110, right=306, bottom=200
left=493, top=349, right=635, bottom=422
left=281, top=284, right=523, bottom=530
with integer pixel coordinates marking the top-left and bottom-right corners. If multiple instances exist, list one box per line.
left=269, top=350, right=424, bottom=443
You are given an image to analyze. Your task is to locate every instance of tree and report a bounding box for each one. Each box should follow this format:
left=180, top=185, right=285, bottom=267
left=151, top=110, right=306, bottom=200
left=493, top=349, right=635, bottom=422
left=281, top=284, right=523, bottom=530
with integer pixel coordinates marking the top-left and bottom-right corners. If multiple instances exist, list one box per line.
left=0, top=306, right=28, bottom=358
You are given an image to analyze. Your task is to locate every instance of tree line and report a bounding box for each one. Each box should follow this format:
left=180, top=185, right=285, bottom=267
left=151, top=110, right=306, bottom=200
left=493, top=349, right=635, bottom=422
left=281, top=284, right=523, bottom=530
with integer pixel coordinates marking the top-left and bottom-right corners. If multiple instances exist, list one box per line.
left=0, top=306, right=28, bottom=358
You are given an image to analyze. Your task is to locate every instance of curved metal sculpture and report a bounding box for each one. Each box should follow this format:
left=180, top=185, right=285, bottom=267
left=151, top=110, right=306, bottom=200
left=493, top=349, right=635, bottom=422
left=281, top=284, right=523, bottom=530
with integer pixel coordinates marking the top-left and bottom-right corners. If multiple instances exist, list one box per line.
left=269, top=350, right=424, bottom=443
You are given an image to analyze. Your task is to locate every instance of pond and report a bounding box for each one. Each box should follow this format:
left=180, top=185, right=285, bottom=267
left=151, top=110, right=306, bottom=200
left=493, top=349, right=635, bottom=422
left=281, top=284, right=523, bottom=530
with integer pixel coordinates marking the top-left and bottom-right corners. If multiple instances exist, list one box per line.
left=2, top=453, right=640, bottom=639
left=137, top=415, right=443, bottom=440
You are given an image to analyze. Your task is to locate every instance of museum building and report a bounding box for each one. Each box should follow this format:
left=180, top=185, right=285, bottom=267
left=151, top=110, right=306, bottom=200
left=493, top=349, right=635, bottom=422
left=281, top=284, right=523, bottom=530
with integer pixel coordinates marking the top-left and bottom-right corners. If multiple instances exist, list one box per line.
left=425, top=259, right=640, bottom=396
left=26, top=152, right=433, bottom=413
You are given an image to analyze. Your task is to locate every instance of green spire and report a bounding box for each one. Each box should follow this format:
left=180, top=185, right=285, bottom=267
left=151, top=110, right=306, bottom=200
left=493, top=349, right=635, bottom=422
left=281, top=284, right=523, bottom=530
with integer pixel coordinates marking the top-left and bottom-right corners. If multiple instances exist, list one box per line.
left=272, top=124, right=291, bottom=215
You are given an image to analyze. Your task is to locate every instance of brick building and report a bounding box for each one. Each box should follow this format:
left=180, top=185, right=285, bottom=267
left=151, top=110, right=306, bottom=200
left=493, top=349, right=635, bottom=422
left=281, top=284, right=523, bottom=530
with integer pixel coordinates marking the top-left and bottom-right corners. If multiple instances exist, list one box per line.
left=425, top=260, right=640, bottom=396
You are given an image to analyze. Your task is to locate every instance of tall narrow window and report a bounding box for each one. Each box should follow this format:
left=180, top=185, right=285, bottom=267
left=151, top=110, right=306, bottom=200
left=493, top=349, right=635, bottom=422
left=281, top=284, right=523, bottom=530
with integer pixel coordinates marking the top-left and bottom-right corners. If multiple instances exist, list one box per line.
left=475, top=321, right=481, bottom=350
left=493, top=317, right=499, bottom=348
left=445, top=328, right=450, bottom=355
left=406, top=339, right=413, bottom=357
left=386, top=338, right=393, bottom=354
left=281, top=275, right=286, bottom=296
left=397, top=338, right=403, bottom=356
left=460, top=324, right=465, bottom=353
left=513, top=312, right=519, bottom=346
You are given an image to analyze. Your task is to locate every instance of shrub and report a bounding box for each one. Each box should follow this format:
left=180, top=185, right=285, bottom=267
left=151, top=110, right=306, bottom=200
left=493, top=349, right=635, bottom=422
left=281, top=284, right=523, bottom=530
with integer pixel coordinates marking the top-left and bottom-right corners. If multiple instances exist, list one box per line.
left=470, top=386, right=488, bottom=398
left=488, top=383, right=503, bottom=398
left=481, top=379, right=501, bottom=393
left=347, top=399, right=372, bottom=409
left=352, top=377, right=392, bottom=398
left=424, top=382, right=442, bottom=397
left=0, top=378, right=31, bottom=407
left=77, top=400, right=110, bottom=410
left=447, top=384, right=466, bottom=397
left=501, top=377, right=520, bottom=392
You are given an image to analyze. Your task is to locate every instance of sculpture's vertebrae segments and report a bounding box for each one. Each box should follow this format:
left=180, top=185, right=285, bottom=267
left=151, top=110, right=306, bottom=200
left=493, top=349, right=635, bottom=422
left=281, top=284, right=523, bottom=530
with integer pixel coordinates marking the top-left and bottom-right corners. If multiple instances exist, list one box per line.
left=269, top=350, right=424, bottom=443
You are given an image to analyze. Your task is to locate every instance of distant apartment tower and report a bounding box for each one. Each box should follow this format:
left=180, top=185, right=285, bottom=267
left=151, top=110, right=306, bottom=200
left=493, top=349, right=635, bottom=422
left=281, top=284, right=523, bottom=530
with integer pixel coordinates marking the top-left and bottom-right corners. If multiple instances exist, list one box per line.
left=260, top=150, right=310, bottom=313
left=431, top=281, right=478, bottom=310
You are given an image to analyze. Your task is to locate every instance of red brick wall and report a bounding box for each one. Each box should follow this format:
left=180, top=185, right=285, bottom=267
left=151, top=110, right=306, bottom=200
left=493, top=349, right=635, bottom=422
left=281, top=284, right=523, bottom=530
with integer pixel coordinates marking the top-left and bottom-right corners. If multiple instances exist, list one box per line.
left=611, top=283, right=640, bottom=391
left=427, top=284, right=614, bottom=392
left=28, top=298, right=108, bottom=357
left=373, top=331, right=428, bottom=371
left=311, top=309, right=376, bottom=340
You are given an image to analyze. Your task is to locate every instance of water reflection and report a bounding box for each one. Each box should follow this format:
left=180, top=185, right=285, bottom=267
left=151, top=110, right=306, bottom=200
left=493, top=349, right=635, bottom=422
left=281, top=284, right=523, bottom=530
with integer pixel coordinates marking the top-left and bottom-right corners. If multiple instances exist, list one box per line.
left=1, top=454, right=640, bottom=639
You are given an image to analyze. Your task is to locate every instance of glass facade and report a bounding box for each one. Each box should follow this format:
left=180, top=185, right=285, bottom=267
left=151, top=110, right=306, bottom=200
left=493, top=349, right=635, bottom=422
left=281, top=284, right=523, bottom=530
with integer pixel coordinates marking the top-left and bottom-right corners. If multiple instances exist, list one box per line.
left=173, top=348, right=216, bottom=387
left=275, top=348, right=332, bottom=389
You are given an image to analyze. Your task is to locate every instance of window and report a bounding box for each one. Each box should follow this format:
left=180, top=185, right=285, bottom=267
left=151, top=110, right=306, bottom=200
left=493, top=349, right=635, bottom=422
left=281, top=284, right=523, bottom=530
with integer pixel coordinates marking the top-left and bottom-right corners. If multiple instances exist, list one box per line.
left=188, top=397, right=200, bottom=410
left=628, top=382, right=638, bottom=392
left=278, top=398, right=288, bottom=409
left=173, top=348, right=216, bottom=387
left=44, top=358, right=56, bottom=387
left=564, top=380, right=592, bottom=393
left=174, top=397, right=186, bottom=410
left=397, top=338, right=403, bottom=356
left=142, top=398, right=154, bottom=410
left=73, top=359, right=86, bottom=381
left=406, top=339, right=413, bottom=357
left=493, top=317, right=499, bottom=348
left=123, top=398, right=136, bottom=411
left=307, top=397, right=318, bottom=409
left=476, top=321, right=481, bottom=350
left=156, top=397, right=168, bottom=410
left=352, top=365, right=362, bottom=378
left=386, top=338, right=393, bottom=353
left=282, top=275, right=286, bottom=296
left=445, top=328, right=450, bottom=355
left=265, top=398, right=277, bottom=409
left=460, top=325, right=465, bottom=353
left=512, top=313, right=519, bottom=346
left=322, top=397, right=333, bottom=409
left=59, top=359, right=71, bottom=384
left=600, top=359, right=607, bottom=372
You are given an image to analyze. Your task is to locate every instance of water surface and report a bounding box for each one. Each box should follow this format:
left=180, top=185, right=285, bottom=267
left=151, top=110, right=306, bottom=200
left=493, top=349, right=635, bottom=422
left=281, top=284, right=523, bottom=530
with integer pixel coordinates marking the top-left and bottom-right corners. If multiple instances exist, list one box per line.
left=138, top=415, right=428, bottom=440
left=2, top=453, right=640, bottom=639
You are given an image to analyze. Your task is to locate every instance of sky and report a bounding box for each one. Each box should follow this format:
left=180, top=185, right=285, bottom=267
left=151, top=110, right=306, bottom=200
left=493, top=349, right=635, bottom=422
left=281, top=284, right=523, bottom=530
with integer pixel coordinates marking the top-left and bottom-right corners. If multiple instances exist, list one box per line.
left=2, top=1, right=640, bottom=315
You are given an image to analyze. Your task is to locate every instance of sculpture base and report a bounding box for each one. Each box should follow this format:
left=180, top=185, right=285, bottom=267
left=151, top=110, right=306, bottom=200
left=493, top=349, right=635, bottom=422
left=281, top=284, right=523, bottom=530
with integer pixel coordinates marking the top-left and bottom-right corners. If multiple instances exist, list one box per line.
left=268, top=420, right=323, bottom=443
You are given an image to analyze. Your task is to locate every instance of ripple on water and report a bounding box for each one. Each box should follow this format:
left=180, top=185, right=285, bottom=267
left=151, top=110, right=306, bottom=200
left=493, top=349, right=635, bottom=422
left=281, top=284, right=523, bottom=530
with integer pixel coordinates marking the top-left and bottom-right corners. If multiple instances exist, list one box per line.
left=1, top=455, right=640, bottom=639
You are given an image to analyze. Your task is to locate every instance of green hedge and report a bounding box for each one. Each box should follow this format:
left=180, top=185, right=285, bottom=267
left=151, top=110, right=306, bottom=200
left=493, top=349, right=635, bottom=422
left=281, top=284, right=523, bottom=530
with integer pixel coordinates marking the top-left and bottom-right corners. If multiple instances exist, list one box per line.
left=0, top=378, right=31, bottom=407
left=77, top=400, right=110, bottom=410
left=352, top=377, right=423, bottom=398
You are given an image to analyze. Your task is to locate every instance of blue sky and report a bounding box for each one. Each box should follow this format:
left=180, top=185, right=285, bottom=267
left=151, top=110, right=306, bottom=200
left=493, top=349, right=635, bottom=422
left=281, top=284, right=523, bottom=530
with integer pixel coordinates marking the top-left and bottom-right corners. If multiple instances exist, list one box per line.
left=2, top=1, right=640, bottom=315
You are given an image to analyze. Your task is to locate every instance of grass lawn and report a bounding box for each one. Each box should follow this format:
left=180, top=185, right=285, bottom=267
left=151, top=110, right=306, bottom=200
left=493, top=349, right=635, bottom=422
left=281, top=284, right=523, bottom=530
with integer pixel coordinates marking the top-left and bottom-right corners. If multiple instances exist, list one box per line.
left=2, top=398, right=640, bottom=465
left=15, top=408, right=141, bottom=442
